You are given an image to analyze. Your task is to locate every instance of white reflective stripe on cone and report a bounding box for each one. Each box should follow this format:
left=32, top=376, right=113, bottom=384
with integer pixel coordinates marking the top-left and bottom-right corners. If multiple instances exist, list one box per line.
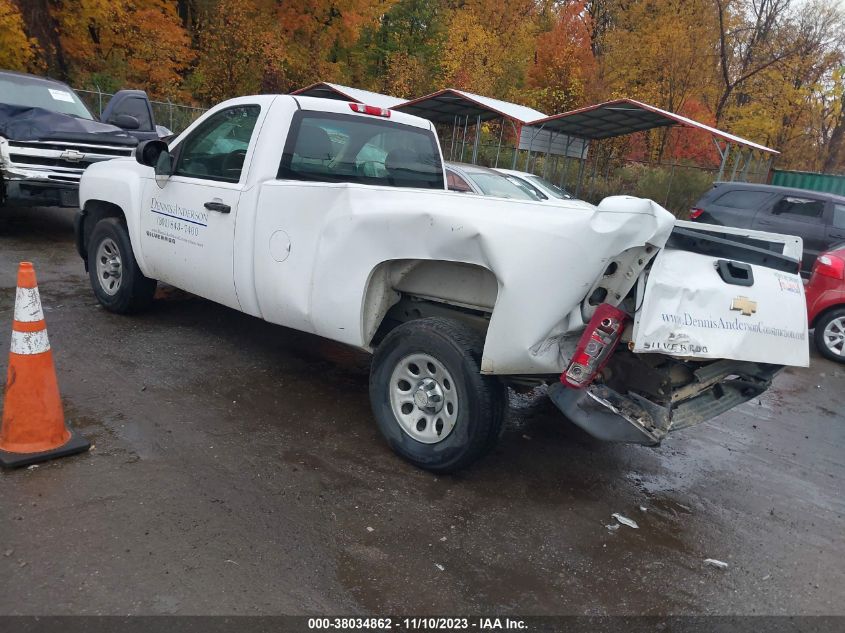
left=14, top=287, right=45, bottom=323
left=10, top=329, right=50, bottom=355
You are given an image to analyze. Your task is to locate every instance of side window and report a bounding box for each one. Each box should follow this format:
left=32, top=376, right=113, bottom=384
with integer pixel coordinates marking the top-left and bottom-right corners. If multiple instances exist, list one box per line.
left=446, top=170, right=472, bottom=192
left=278, top=111, right=444, bottom=190
left=713, top=189, right=771, bottom=209
left=833, top=204, right=845, bottom=230
left=174, top=105, right=260, bottom=183
left=771, top=196, right=825, bottom=223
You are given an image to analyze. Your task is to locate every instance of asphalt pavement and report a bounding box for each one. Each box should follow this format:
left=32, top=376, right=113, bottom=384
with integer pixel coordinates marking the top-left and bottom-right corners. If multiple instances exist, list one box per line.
left=0, top=206, right=843, bottom=616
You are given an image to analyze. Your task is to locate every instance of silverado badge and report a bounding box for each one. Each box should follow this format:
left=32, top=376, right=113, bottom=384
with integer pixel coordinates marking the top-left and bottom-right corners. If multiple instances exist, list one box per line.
left=730, top=296, right=757, bottom=316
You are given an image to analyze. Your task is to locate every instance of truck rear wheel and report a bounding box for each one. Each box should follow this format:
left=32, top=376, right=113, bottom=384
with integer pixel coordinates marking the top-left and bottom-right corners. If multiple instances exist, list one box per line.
left=87, top=217, right=156, bottom=313
left=369, top=317, right=505, bottom=473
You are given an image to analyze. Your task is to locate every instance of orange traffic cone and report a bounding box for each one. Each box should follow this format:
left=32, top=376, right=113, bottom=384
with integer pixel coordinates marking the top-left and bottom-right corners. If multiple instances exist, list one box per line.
left=0, top=262, right=89, bottom=468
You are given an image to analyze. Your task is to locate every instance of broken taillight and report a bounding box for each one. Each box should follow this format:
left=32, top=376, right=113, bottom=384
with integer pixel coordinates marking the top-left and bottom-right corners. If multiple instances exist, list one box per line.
left=562, top=304, right=628, bottom=389
left=349, top=102, right=391, bottom=117
left=689, top=208, right=704, bottom=220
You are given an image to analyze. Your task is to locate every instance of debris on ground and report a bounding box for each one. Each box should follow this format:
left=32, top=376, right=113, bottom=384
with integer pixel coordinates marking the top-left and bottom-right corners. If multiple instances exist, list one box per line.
left=435, top=563, right=445, bottom=571
left=639, top=506, right=648, bottom=512
left=366, top=526, right=374, bottom=532
left=704, top=558, right=729, bottom=570
left=611, top=513, right=639, bottom=529
left=606, top=523, right=620, bottom=532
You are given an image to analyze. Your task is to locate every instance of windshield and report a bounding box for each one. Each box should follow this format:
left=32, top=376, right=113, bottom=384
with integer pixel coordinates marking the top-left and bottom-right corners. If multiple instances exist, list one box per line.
left=503, top=174, right=548, bottom=200
left=527, top=174, right=572, bottom=199
left=468, top=172, right=540, bottom=200
left=0, top=75, right=93, bottom=119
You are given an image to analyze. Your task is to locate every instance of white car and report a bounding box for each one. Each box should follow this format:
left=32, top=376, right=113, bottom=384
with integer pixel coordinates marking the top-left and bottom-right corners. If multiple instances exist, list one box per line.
left=74, top=94, right=809, bottom=472
left=495, top=168, right=577, bottom=202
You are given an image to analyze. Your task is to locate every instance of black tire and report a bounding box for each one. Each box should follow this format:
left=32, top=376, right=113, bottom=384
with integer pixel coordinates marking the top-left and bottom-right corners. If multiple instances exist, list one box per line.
left=814, top=307, right=845, bottom=363
left=87, top=217, right=156, bottom=313
left=369, top=317, right=506, bottom=473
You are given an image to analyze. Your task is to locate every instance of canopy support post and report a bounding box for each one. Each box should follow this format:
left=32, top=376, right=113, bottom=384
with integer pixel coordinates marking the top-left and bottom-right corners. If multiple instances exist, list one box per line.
left=542, top=130, right=554, bottom=179
left=493, top=120, right=505, bottom=168
left=730, top=146, right=743, bottom=182
left=575, top=141, right=588, bottom=197
left=449, top=115, right=458, bottom=161
left=471, top=114, right=481, bottom=165
left=560, top=136, right=573, bottom=188
left=460, top=115, right=469, bottom=162
left=716, top=141, right=730, bottom=182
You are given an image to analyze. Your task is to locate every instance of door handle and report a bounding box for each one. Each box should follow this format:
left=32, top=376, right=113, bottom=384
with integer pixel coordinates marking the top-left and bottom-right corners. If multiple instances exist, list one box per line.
left=204, top=201, right=230, bottom=214
left=756, top=220, right=774, bottom=226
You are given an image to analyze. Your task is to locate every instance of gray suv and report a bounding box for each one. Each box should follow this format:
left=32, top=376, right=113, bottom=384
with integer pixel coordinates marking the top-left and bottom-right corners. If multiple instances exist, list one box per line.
left=690, top=182, right=845, bottom=274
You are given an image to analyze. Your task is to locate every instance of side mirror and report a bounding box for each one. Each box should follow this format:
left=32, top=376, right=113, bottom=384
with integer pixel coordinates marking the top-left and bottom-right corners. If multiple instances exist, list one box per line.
left=135, top=139, right=168, bottom=167
left=154, top=149, right=174, bottom=188
left=111, top=114, right=140, bottom=130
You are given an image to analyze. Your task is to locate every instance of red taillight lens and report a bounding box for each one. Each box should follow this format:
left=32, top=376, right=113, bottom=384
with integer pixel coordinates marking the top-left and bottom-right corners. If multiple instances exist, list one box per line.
left=814, top=254, right=845, bottom=280
left=562, top=304, right=628, bottom=389
left=349, top=102, right=391, bottom=117
left=689, top=208, right=704, bottom=220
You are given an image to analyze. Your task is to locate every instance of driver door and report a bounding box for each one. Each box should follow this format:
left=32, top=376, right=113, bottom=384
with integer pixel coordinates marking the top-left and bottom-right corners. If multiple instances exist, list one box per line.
left=139, top=104, right=261, bottom=309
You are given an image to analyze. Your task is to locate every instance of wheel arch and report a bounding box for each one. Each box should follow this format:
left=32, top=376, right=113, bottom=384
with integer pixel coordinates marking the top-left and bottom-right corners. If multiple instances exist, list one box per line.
left=79, top=200, right=126, bottom=265
left=360, top=258, right=500, bottom=348
left=810, top=301, right=845, bottom=329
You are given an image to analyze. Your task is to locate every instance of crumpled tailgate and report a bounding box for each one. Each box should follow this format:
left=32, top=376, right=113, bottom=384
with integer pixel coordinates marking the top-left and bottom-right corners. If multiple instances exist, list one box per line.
left=632, top=248, right=809, bottom=367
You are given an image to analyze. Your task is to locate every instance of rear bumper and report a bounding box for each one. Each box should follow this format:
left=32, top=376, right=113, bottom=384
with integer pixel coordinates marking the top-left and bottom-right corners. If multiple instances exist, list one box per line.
left=549, top=360, right=782, bottom=445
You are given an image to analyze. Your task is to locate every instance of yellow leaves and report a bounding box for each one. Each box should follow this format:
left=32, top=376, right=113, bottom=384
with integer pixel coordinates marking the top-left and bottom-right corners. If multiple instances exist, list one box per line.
left=0, top=0, right=39, bottom=71
left=53, top=0, right=193, bottom=98
left=438, top=5, right=534, bottom=99
left=528, top=1, right=595, bottom=112
left=194, top=0, right=273, bottom=103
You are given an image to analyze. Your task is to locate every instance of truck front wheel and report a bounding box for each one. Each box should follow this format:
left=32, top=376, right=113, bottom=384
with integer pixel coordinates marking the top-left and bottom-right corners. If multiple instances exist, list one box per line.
left=369, top=317, right=505, bottom=473
left=87, top=217, right=156, bottom=313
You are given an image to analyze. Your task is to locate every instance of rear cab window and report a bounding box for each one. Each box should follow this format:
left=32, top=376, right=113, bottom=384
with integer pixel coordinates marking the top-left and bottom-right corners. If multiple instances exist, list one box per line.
left=278, top=111, right=444, bottom=190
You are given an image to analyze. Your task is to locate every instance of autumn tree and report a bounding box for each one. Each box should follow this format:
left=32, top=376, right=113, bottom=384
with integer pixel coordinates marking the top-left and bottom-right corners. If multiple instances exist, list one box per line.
left=262, top=0, right=386, bottom=93
left=52, top=0, right=194, bottom=97
left=193, top=0, right=273, bottom=102
left=358, top=0, right=446, bottom=98
left=527, top=1, right=595, bottom=113
left=0, top=0, right=39, bottom=71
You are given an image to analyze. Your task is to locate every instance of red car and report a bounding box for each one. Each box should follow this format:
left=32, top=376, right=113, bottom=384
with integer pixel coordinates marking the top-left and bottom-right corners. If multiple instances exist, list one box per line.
left=806, top=243, right=845, bottom=362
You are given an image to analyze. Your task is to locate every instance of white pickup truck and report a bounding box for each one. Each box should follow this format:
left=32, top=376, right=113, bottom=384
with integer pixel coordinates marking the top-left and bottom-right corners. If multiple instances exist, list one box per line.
left=75, top=95, right=809, bottom=472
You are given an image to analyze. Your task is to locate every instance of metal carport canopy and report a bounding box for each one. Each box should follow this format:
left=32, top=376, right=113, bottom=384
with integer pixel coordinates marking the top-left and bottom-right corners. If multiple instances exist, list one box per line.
left=393, top=88, right=547, bottom=124
left=291, top=82, right=406, bottom=110
left=526, top=98, right=778, bottom=154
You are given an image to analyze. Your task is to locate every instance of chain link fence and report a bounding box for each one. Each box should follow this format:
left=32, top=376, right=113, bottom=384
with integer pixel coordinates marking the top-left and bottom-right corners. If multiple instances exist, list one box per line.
left=75, top=87, right=208, bottom=134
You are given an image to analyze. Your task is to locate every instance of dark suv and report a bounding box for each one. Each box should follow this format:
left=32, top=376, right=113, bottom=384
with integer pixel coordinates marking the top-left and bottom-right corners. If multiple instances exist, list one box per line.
left=690, top=182, right=845, bottom=274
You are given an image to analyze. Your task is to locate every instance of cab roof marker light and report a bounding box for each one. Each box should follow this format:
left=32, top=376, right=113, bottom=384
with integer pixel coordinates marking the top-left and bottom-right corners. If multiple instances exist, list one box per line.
left=349, top=103, right=391, bottom=118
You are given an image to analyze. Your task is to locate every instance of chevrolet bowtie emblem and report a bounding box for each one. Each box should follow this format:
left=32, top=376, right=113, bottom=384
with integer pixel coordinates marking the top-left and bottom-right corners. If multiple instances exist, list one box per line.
left=59, top=149, right=85, bottom=162
left=731, top=296, right=757, bottom=316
